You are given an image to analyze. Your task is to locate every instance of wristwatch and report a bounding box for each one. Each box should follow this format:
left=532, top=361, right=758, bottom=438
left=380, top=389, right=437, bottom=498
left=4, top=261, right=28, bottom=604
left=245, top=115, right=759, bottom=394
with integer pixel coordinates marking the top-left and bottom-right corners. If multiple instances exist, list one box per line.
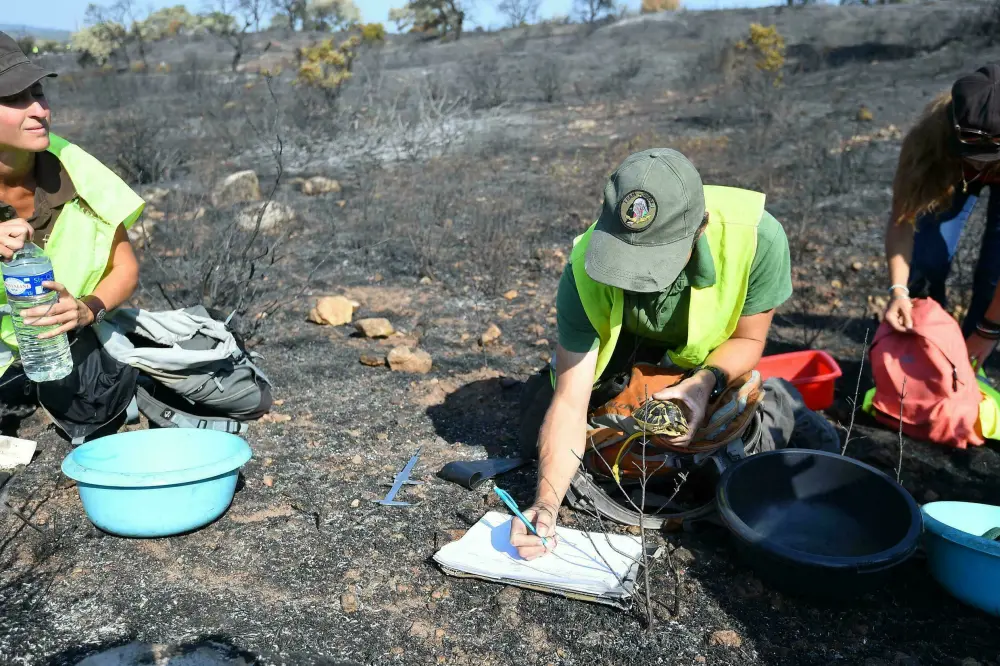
left=81, top=295, right=107, bottom=326
left=683, top=364, right=729, bottom=402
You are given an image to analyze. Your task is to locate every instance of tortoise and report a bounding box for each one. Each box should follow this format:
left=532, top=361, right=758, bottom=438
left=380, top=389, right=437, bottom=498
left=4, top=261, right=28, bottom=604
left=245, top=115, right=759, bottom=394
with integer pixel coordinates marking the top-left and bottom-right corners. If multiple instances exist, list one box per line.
left=632, top=399, right=690, bottom=438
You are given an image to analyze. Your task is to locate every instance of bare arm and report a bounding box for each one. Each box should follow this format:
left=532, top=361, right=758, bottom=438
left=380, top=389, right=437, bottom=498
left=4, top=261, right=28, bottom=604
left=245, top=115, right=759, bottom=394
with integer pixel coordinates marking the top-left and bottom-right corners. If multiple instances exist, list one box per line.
left=91, top=223, right=140, bottom=311
left=884, top=200, right=916, bottom=332
left=885, top=216, right=914, bottom=292
left=510, top=343, right=597, bottom=560
left=535, top=344, right=598, bottom=513
left=703, top=309, right=775, bottom=380
left=31, top=224, right=139, bottom=337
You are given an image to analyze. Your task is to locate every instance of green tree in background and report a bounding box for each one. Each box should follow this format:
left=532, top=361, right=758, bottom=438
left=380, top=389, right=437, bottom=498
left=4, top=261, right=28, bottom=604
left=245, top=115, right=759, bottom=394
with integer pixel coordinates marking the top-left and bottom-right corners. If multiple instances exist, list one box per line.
left=390, top=0, right=467, bottom=41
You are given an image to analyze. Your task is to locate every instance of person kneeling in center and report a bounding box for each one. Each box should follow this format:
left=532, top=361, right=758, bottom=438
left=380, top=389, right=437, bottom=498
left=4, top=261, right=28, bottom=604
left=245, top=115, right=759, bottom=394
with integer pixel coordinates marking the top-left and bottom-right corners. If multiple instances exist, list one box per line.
left=511, top=149, right=792, bottom=560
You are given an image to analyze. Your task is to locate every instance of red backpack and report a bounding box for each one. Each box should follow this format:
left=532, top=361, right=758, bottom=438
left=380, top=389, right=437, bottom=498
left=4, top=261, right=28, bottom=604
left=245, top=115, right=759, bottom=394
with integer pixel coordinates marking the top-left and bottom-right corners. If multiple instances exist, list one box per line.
left=870, top=297, right=984, bottom=449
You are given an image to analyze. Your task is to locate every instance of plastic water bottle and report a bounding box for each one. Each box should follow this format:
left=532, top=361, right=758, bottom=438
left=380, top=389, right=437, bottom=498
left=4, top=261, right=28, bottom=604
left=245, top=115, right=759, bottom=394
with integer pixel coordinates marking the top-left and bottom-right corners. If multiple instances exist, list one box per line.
left=1, top=243, right=72, bottom=382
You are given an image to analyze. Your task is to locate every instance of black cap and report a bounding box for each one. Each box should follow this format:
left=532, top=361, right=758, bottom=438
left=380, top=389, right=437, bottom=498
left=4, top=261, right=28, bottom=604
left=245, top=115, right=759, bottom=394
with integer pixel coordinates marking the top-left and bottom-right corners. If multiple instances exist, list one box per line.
left=0, top=31, right=56, bottom=98
left=952, top=63, right=1000, bottom=161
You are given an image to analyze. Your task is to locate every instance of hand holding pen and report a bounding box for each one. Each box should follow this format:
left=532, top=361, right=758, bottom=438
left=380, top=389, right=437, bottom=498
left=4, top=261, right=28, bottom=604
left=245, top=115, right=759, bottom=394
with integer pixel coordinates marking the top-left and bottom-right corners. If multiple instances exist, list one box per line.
left=498, top=487, right=559, bottom=560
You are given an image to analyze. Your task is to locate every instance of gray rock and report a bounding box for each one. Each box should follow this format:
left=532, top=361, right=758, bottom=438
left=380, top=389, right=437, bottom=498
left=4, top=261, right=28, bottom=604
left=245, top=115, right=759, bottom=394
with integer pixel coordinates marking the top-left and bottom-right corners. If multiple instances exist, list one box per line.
left=237, top=201, right=295, bottom=233
left=213, top=170, right=261, bottom=207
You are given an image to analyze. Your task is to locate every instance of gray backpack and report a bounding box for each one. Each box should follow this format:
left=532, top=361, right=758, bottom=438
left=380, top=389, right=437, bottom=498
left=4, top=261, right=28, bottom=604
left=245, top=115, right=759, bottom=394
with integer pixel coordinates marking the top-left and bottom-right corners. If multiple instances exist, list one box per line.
left=96, top=306, right=273, bottom=434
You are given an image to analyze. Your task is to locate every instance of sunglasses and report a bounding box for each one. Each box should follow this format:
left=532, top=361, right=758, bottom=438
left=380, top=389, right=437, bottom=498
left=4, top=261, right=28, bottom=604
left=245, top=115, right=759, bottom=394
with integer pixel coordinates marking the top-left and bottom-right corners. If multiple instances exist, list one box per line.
left=957, top=126, right=1000, bottom=147
left=952, top=104, right=1000, bottom=147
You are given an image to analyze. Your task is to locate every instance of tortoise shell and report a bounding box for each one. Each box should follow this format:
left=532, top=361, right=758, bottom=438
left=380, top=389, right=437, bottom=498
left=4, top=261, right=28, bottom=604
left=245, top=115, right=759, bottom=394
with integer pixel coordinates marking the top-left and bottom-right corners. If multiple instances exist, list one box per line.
left=632, top=399, right=689, bottom=438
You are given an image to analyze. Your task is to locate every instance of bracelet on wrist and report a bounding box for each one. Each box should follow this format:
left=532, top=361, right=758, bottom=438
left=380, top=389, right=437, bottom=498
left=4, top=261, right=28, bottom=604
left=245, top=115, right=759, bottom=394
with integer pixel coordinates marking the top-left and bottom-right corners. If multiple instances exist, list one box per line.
left=888, top=284, right=910, bottom=298
left=81, top=295, right=107, bottom=326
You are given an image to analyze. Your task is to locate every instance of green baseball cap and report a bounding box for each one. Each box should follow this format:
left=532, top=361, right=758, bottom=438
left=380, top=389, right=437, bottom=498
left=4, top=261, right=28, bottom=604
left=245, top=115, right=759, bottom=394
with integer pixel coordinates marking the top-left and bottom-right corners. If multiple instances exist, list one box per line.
left=585, top=148, right=706, bottom=293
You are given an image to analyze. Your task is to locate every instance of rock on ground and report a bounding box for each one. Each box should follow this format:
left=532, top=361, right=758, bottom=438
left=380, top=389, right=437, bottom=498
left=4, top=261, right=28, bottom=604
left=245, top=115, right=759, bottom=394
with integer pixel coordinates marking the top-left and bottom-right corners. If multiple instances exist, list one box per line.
left=671, top=546, right=695, bottom=566
left=359, top=352, right=386, bottom=367
left=236, top=202, right=295, bottom=233
left=301, top=177, right=342, bottom=196
left=140, top=187, right=170, bottom=207
left=387, top=346, right=433, bottom=373
left=127, top=220, right=156, bottom=249
left=308, top=296, right=358, bottom=326
left=354, top=318, right=395, bottom=338
left=708, top=630, right=742, bottom=648
left=535, top=247, right=566, bottom=273
left=212, top=170, right=261, bottom=207
left=480, top=324, right=502, bottom=346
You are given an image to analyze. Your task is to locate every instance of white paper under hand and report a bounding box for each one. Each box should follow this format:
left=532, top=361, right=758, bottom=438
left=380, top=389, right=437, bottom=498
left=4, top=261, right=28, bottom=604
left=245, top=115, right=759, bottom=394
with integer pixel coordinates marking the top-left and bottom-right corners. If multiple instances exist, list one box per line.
left=433, top=511, right=643, bottom=600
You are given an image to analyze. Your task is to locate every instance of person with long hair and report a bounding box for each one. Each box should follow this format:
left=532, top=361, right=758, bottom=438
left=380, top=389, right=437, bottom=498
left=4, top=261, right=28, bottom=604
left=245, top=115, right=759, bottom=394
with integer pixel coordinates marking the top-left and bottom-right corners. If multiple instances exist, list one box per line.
left=884, top=64, right=1000, bottom=367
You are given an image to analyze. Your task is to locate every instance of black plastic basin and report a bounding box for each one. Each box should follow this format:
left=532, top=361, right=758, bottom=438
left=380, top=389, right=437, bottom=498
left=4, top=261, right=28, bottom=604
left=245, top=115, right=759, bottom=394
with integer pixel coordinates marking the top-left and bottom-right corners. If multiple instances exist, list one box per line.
left=716, top=449, right=922, bottom=598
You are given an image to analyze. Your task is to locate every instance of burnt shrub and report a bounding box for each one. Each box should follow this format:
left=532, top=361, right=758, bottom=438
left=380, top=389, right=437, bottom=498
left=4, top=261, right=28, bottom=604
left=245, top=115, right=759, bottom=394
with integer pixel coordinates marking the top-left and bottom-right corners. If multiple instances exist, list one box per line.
left=532, top=56, right=562, bottom=103
left=106, top=109, right=190, bottom=185
left=463, top=54, right=507, bottom=110
left=135, top=189, right=295, bottom=342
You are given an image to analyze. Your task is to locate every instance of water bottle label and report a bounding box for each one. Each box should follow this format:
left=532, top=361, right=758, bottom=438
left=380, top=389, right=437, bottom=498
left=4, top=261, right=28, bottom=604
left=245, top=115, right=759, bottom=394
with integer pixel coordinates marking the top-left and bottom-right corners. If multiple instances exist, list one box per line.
left=4, top=270, right=54, bottom=297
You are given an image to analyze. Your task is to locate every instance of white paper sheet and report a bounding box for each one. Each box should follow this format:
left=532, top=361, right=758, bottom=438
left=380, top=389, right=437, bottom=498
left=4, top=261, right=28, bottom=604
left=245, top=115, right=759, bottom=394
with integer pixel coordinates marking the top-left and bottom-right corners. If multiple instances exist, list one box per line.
left=433, top=511, right=643, bottom=599
left=0, top=436, right=36, bottom=469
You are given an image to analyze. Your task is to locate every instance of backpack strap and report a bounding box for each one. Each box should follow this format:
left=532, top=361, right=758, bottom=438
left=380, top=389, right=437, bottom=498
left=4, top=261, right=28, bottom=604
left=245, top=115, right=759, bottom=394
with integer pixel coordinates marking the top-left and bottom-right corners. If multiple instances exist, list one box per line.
left=135, top=385, right=248, bottom=435
left=239, top=353, right=273, bottom=387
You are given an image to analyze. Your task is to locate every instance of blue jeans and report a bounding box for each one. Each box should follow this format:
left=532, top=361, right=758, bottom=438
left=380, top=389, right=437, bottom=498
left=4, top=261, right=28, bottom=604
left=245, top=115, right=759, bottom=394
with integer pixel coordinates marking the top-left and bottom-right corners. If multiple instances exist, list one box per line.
left=910, top=188, right=1000, bottom=338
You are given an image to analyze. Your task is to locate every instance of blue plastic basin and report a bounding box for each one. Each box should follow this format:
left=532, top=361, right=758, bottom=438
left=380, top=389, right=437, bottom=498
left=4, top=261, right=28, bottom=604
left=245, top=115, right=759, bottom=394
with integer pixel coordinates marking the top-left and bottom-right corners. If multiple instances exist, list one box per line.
left=61, top=429, right=252, bottom=538
left=922, top=501, right=1000, bottom=617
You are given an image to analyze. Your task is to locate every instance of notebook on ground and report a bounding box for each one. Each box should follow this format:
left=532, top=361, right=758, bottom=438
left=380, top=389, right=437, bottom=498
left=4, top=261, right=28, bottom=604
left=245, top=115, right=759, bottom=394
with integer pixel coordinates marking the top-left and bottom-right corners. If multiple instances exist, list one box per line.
left=433, top=511, right=644, bottom=607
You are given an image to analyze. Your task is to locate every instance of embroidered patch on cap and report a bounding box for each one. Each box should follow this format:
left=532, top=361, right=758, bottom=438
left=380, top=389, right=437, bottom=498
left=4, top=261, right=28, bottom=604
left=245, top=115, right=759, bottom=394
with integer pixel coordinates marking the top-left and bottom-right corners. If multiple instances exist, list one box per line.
left=618, top=190, right=657, bottom=231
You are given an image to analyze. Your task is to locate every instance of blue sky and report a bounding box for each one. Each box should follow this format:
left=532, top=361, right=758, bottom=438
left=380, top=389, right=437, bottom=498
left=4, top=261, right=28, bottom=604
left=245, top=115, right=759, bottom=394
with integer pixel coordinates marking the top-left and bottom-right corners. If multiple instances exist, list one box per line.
left=9, top=0, right=784, bottom=33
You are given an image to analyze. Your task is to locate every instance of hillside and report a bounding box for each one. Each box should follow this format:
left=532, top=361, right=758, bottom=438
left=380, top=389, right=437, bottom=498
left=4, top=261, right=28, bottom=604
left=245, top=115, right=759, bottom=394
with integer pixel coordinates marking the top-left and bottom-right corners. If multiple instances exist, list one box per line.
left=0, top=24, right=72, bottom=42
left=5, top=2, right=1000, bottom=664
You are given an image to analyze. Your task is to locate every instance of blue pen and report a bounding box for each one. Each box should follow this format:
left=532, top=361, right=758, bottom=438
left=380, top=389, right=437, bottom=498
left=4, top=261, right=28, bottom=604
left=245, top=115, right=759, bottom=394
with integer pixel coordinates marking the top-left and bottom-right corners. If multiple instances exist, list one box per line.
left=493, top=487, right=549, bottom=546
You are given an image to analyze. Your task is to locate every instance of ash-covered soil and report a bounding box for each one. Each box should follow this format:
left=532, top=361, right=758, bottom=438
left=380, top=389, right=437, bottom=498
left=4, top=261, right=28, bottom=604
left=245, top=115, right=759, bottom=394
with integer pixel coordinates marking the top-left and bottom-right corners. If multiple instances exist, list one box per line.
left=5, top=278, right=1000, bottom=666
left=4, top=2, right=1000, bottom=664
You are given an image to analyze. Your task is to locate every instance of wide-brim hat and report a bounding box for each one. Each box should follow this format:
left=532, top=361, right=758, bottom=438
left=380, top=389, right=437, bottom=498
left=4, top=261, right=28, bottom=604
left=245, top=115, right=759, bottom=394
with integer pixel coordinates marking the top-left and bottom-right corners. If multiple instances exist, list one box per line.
left=0, top=31, right=56, bottom=98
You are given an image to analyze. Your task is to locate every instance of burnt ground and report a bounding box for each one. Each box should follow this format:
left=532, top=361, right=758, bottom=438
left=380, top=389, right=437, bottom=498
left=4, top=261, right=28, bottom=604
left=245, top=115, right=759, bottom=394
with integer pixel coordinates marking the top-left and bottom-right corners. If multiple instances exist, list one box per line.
left=5, top=2, right=1000, bottom=664
left=7, top=287, right=1000, bottom=666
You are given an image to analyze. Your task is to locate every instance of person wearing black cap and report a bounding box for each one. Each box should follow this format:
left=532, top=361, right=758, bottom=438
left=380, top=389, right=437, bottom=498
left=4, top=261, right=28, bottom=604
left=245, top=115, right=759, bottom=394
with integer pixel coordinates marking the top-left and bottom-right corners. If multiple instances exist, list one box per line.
left=884, top=64, right=1000, bottom=367
left=0, top=32, right=144, bottom=412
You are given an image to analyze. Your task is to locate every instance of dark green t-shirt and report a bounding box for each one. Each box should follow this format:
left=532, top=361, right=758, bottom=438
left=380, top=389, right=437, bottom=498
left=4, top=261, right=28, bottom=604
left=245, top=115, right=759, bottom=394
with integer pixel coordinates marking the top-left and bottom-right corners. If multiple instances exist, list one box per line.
left=557, top=210, right=792, bottom=361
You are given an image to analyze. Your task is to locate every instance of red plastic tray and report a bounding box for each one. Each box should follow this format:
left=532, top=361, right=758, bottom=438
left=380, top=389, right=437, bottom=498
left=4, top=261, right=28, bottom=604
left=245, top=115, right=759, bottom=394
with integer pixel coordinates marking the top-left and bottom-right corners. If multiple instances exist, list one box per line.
left=754, top=350, right=843, bottom=411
